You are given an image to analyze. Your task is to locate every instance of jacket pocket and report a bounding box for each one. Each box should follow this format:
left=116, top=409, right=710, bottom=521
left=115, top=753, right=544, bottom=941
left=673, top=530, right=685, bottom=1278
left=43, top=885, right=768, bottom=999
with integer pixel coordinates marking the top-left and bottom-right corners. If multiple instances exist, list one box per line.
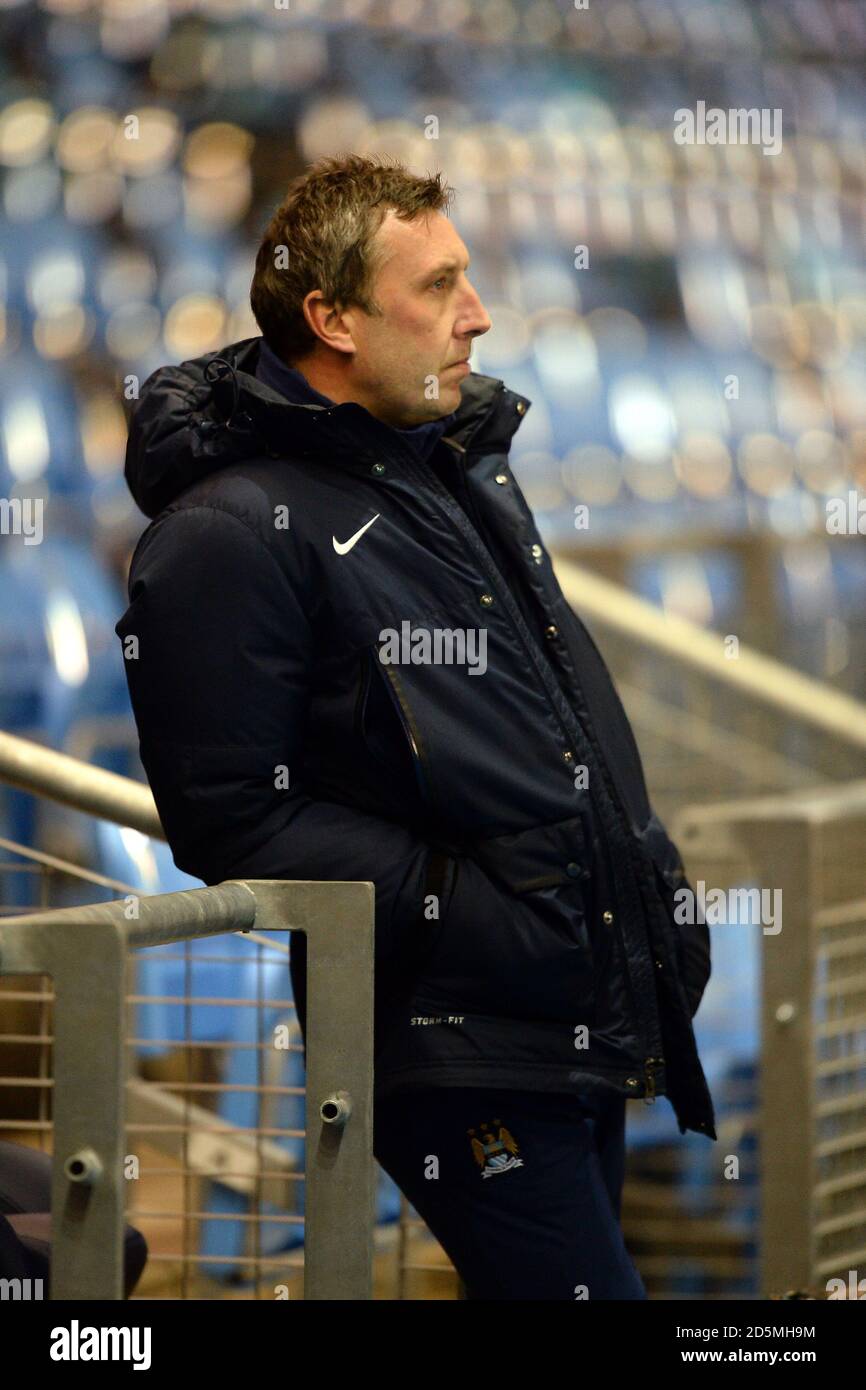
left=417, top=816, right=597, bottom=1025
left=352, top=643, right=435, bottom=801
left=640, top=813, right=710, bottom=1019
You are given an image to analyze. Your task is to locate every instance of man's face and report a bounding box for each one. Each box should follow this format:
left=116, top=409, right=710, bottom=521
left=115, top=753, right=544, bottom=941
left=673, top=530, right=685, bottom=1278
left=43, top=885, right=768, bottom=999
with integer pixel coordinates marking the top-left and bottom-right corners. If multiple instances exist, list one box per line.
left=342, top=209, right=492, bottom=428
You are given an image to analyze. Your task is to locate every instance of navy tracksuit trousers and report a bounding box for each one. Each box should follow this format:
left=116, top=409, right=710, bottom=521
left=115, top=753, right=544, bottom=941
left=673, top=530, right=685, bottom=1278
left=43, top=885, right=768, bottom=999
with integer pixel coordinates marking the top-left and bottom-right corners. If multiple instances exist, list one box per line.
left=373, top=1086, right=648, bottom=1300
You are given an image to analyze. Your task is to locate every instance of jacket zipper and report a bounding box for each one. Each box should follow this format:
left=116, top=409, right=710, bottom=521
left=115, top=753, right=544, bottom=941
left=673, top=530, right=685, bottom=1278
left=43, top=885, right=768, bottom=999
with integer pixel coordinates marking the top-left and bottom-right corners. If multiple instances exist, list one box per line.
left=376, top=657, right=437, bottom=811
left=353, top=647, right=373, bottom=737
left=355, top=644, right=435, bottom=810
left=597, top=833, right=664, bottom=1100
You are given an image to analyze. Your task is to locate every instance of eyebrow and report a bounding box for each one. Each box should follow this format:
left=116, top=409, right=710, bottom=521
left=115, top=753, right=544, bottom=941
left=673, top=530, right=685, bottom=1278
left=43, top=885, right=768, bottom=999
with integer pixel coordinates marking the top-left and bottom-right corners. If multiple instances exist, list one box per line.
left=417, top=257, right=469, bottom=284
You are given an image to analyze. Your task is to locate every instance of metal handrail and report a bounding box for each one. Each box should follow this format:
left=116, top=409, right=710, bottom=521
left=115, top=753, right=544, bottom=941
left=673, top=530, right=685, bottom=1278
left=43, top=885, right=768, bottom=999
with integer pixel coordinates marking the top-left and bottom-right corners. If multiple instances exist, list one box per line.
left=552, top=557, right=866, bottom=752
left=674, top=777, right=866, bottom=838
left=0, top=831, right=288, bottom=956
left=0, top=730, right=161, bottom=836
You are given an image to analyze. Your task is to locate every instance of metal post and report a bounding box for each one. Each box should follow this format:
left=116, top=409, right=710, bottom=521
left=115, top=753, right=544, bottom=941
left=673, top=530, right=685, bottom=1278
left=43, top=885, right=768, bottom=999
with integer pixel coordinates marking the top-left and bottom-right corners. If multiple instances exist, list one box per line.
left=746, top=817, right=817, bottom=1297
left=52, top=923, right=128, bottom=1299
left=687, top=813, right=819, bottom=1298
left=0, top=911, right=127, bottom=1297
left=247, top=880, right=376, bottom=1300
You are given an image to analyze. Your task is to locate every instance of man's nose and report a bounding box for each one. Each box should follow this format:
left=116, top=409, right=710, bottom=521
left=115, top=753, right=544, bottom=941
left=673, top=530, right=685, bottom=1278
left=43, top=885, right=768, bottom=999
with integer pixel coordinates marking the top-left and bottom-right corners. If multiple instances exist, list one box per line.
left=459, top=280, right=492, bottom=338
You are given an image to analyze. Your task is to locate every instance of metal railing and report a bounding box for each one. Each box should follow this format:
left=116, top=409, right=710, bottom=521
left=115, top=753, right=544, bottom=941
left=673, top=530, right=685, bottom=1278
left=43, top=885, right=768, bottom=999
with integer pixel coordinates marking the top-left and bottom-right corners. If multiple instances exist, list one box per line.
left=0, top=877, right=374, bottom=1300
left=553, top=557, right=866, bottom=824
left=554, top=558, right=866, bottom=752
left=0, top=729, right=160, bottom=837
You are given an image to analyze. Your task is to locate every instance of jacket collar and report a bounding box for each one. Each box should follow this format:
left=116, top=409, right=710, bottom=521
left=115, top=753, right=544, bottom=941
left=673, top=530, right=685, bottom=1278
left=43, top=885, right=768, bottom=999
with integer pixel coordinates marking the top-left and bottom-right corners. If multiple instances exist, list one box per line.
left=255, top=338, right=459, bottom=467
left=125, top=336, right=533, bottom=518
left=206, top=337, right=531, bottom=466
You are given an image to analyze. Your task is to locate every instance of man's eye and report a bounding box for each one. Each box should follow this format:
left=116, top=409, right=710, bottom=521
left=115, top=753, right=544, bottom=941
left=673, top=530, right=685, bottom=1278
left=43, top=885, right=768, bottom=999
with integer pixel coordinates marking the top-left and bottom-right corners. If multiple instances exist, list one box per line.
left=430, top=277, right=448, bottom=290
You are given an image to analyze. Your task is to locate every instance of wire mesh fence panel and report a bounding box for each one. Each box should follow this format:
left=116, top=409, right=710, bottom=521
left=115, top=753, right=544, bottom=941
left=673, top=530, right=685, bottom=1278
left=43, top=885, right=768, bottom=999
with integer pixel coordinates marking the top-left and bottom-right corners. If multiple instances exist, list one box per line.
left=124, top=930, right=305, bottom=1301
left=0, top=853, right=55, bottom=1154
left=812, top=814, right=866, bottom=1293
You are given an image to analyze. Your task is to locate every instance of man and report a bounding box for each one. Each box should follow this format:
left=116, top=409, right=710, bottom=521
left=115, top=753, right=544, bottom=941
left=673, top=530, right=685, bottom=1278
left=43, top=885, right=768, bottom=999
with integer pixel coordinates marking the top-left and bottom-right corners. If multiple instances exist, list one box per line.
left=117, top=154, right=715, bottom=1300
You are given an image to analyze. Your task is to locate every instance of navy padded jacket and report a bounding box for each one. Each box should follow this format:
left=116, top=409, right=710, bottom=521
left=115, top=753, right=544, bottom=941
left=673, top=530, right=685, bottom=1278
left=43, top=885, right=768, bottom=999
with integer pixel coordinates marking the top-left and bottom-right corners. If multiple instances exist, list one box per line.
left=116, top=336, right=716, bottom=1139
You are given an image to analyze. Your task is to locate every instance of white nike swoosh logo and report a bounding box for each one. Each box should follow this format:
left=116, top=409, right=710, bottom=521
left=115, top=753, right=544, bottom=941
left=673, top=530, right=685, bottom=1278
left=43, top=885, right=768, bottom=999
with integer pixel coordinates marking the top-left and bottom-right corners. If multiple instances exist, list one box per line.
left=332, top=513, right=381, bottom=555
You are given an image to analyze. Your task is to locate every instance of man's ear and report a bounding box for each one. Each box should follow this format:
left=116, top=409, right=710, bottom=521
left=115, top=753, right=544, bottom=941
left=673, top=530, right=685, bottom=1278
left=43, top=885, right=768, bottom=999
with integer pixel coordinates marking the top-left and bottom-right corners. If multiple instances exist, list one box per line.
left=301, top=290, right=356, bottom=356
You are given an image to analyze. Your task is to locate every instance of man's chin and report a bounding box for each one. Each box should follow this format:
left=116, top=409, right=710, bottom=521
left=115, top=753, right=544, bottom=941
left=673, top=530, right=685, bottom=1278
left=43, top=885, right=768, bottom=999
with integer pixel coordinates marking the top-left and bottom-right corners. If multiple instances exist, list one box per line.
left=432, top=383, right=465, bottom=417
left=399, top=395, right=462, bottom=428
left=376, top=374, right=466, bottom=427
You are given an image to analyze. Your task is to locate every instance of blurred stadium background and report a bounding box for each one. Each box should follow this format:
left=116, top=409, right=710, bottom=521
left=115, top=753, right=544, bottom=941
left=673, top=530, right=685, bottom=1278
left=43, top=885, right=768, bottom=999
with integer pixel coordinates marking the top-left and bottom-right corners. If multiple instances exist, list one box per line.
left=1, top=0, right=865, bottom=1300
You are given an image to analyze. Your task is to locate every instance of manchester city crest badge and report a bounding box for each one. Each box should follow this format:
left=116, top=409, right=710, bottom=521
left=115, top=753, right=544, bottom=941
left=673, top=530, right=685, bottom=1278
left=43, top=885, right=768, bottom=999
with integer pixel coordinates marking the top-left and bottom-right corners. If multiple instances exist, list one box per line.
left=468, top=1119, right=525, bottom=1178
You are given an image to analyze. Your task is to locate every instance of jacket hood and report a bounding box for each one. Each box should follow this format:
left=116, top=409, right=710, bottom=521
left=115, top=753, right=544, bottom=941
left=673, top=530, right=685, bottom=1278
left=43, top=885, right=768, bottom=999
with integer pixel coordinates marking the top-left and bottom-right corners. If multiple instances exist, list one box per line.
left=124, top=336, right=531, bottom=520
